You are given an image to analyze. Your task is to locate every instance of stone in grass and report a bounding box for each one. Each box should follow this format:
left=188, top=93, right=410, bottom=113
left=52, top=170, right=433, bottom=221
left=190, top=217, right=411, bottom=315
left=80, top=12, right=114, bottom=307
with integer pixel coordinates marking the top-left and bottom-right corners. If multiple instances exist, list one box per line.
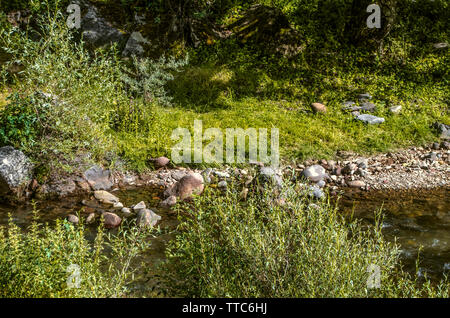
left=308, top=186, right=325, bottom=200
left=302, top=165, right=327, bottom=183
left=356, top=114, right=385, bottom=125
left=218, top=180, right=228, bottom=189
left=311, top=102, right=327, bottom=114
left=360, top=102, right=376, bottom=112
left=153, top=156, right=170, bottom=169
left=137, top=209, right=161, bottom=227
left=389, top=105, right=402, bottom=114
left=67, top=214, right=79, bottom=225
left=258, top=167, right=283, bottom=188
left=358, top=93, right=372, bottom=101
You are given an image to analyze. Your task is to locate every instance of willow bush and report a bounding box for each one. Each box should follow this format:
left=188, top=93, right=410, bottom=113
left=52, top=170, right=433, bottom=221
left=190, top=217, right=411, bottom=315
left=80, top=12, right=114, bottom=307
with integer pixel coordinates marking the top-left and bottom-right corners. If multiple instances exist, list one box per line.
left=163, top=181, right=449, bottom=297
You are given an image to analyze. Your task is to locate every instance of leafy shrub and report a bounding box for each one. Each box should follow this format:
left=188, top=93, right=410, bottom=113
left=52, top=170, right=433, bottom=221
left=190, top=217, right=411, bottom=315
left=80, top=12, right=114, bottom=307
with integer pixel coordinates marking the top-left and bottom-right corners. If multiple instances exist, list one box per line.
left=0, top=210, right=150, bottom=298
left=121, top=55, right=189, bottom=106
left=163, top=181, right=449, bottom=297
left=0, top=92, right=51, bottom=150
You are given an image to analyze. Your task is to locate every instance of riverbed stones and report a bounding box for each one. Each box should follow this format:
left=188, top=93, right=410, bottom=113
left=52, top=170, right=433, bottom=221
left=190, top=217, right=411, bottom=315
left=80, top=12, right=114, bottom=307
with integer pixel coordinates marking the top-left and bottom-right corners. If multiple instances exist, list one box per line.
left=113, top=202, right=124, bottom=209
left=84, top=165, right=113, bottom=191
left=121, top=207, right=132, bottom=216
left=136, top=208, right=161, bottom=227
left=86, top=213, right=95, bottom=224
left=347, top=180, right=366, bottom=188
left=133, top=201, right=146, bottom=211
left=0, top=146, right=33, bottom=196
left=94, top=190, right=120, bottom=205
left=311, top=102, right=327, bottom=114
left=159, top=195, right=177, bottom=208
left=356, top=114, right=385, bottom=125
left=302, top=165, right=327, bottom=182
left=102, top=212, right=122, bottom=229
left=165, top=172, right=204, bottom=201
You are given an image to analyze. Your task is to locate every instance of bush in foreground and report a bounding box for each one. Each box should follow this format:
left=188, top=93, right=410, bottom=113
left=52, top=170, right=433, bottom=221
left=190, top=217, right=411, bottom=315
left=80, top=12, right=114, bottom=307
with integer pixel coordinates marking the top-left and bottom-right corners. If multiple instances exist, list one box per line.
left=0, top=211, right=150, bottom=298
left=163, top=182, right=449, bottom=297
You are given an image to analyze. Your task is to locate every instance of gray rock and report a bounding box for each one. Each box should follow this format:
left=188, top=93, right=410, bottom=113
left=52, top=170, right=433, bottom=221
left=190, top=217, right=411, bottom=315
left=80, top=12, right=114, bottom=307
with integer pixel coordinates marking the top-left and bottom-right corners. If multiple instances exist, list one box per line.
left=84, top=165, right=113, bottom=191
left=308, top=186, right=325, bottom=200
left=356, top=114, right=385, bottom=125
left=122, top=31, right=150, bottom=57
left=316, top=180, right=326, bottom=188
left=76, top=0, right=125, bottom=48
left=342, top=101, right=356, bottom=108
left=432, top=122, right=450, bottom=140
left=302, top=165, right=327, bottom=182
left=360, top=102, right=377, bottom=112
left=113, top=202, right=124, bottom=209
left=218, top=180, right=228, bottom=189
left=259, top=167, right=283, bottom=188
left=121, top=207, right=132, bottom=216
left=358, top=93, right=372, bottom=101
left=171, top=170, right=187, bottom=181
left=137, top=208, right=161, bottom=227
left=0, top=146, right=33, bottom=196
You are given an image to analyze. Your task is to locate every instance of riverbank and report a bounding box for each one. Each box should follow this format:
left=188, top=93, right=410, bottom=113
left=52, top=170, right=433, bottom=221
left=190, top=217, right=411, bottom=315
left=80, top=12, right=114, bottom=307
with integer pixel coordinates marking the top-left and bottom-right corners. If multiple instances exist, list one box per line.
left=9, top=142, right=444, bottom=203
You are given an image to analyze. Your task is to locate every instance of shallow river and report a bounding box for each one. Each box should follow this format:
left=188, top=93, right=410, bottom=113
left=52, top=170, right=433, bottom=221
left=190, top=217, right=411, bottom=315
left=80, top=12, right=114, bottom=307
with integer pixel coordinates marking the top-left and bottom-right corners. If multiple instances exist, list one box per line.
left=0, top=186, right=449, bottom=288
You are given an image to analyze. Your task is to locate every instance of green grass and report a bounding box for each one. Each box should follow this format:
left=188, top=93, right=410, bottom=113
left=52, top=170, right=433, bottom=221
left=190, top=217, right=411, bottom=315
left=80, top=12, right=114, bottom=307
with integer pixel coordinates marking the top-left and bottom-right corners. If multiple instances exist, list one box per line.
left=0, top=3, right=448, bottom=173
left=162, top=180, right=449, bottom=297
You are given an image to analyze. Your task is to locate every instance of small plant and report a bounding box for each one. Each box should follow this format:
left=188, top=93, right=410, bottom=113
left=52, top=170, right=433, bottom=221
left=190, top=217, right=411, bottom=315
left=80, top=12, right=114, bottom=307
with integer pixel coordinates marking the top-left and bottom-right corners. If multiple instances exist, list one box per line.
left=121, top=55, right=189, bottom=106
left=0, top=209, right=151, bottom=298
left=0, top=92, right=51, bottom=150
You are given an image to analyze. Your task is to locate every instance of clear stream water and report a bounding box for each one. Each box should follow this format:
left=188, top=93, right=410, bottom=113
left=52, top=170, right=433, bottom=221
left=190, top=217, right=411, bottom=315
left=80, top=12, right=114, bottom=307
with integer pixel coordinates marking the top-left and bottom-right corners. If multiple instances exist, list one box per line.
left=0, top=186, right=449, bottom=287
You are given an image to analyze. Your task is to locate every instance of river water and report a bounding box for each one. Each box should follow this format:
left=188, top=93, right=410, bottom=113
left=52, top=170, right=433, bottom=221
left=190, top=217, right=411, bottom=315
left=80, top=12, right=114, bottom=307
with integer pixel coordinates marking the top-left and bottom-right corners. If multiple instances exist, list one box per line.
left=0, top=186, right=449, bottom=291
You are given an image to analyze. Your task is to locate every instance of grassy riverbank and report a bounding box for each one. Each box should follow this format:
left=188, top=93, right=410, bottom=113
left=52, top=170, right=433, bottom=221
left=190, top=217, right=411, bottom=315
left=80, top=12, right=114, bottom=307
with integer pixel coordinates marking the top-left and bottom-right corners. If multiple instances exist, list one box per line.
left=0, top=1, right=448, bottom=175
